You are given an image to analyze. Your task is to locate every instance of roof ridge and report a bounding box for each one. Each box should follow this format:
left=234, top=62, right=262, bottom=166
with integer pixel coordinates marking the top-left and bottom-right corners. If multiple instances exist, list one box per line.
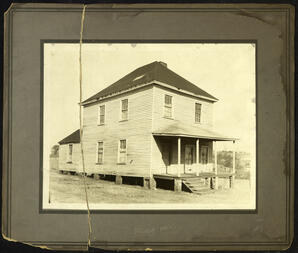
left=82, top=61, right=217, bottom=104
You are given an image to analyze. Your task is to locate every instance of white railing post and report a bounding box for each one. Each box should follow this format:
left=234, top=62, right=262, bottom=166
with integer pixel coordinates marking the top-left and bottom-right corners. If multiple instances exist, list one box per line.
left=177, top=137, right=181, bottom=177
left=214, top=141, right=218, bottom=190
left=230, top=140, right=236, bottom=188
left=196, top=139, right=200, bottom=176
left=214, top=141, right=218, bottom=175
left=232, top=140, right=236, bottom=174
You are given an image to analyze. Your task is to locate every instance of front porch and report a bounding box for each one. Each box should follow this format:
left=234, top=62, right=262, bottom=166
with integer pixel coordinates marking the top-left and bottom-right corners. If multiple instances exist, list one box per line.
left=152, top=134, right=237, bottom=193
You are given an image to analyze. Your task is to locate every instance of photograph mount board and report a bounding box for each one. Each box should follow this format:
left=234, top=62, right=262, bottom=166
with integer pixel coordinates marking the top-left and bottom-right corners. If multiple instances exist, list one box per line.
left=2, top=3, right=294, bottom=251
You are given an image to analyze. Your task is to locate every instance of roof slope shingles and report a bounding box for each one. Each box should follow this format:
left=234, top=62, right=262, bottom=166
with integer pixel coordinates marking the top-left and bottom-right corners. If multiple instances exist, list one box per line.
left=58, top=129, right=80, bottom=145
left=83, top=61, right=218, bottom=104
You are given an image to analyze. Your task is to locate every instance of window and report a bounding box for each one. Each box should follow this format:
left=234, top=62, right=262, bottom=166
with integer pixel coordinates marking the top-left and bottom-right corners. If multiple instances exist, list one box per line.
left=67, top=144, right=73, bottom=163
left=96, top=142, right=104, bottom=164
left=98, top=105, right=105, bottom=125
left=164, top=95, right=173, bottom=118
left=195, top=103, right=202, bottom=123
left=118, top=139, right=127, bottom=164
left=121, top=99, right=128, bottom=120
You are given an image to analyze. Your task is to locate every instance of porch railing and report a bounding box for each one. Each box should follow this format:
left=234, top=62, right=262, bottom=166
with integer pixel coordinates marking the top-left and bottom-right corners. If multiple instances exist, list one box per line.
left=165, top=163, right=233, bottom=176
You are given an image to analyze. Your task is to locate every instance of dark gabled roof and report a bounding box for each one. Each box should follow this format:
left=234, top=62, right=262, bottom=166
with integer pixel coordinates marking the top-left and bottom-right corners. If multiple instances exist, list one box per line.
left=83, top=61, right=218, bottom=104
left=58, top=129, right=80, bottom=145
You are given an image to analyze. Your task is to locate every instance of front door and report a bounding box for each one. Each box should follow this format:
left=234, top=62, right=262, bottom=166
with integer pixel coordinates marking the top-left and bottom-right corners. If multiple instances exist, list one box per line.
left=185, top=145, right=195, bottom=173
left=200, top=146, right=209, bottom=172
left=162, top=143, right=171, bottom=174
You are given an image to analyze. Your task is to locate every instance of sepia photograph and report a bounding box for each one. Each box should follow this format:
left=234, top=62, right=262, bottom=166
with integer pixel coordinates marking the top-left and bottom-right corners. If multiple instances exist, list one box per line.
left=2, top=3, right=294, bottom=250
left=42, top=43, right=256, bottom=210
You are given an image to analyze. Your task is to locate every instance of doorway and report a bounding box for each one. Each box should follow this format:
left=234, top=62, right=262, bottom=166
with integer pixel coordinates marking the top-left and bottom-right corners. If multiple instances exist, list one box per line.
left=162, top=142, right=171, bottom=174
left=200, top=146, right=209, bottom=172
left=185, top=144, right=195, bottom=173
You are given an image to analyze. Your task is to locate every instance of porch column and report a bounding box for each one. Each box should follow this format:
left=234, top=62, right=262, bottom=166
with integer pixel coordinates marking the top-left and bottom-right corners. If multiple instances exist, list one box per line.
left=213, top=141, right=218, bottom=190
left=196, top=139, right=200, bottom=176
left=214, top=141, right=218, bottom=174
left=177, top=137, right=181, bottom=177
left=230, top=140, right=236, bottom=188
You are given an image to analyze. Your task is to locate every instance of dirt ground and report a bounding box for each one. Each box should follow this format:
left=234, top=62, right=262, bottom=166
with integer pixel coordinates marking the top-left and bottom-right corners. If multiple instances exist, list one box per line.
left=49, top=169, right=253, bottom=206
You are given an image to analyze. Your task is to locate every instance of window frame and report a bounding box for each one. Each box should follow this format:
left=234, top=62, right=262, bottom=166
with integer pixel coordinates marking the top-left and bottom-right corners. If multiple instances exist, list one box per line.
left=118, top=139, right=127, bottom=164
left=163, top=94, right=174, bottom=119
left=120, top=98, right=129, bottom=121
left=195, top=102, right=202, bottom=123
left=67, top=143, right=73, bottom=163
left=97, top=104, right=106, bottom=125
left=96, top=141, right=104, bottom=164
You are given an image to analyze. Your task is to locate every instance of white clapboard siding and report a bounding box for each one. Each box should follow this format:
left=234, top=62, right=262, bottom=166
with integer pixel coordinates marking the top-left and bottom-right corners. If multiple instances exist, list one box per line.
left=82, top=86, right=154, bottom=177
left=58, top=143, right=82, bottom=172
left=152, top=85, right=214, bottom=131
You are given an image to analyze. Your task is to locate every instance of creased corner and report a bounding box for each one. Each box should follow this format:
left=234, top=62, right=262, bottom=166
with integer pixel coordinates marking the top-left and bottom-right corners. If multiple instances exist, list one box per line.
left=2, top=232, right=18, bottom=243
left=4, top=3, right=15, bottom=16
left=2, top=232, right=53, bottom=251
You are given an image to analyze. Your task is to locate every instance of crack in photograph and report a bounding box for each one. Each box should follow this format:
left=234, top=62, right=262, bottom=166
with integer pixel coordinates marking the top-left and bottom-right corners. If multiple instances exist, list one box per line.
left=42, top=43, right=256, bottom=210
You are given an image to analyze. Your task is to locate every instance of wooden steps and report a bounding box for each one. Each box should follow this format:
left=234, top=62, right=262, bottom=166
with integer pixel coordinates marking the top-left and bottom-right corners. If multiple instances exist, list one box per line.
left=182, top=177, right=214, bottom=195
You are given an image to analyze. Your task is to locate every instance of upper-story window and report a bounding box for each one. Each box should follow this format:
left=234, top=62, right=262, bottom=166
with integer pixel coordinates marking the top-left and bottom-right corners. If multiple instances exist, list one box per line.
left=164, top=94, right=173, bottom=118
left=118, top=139, right=127, bottom=164
left=195, top=102, right=202, bottom=123
left=67, top=144, right=73, bottom=163
left=98, top=105, right=105, bottom=125
left=121, top=99, right=128, bottom=121
left=96, top=141, right=104, bottom=164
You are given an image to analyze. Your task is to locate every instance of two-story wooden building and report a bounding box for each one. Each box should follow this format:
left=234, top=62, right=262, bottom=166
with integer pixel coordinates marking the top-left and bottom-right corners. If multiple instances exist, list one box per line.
left=58, top=61, right=237, bottom=194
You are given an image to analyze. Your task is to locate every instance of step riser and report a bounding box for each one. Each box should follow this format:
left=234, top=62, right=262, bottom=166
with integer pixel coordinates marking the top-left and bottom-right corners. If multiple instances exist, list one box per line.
left=183, top=179, right=213, bottom=195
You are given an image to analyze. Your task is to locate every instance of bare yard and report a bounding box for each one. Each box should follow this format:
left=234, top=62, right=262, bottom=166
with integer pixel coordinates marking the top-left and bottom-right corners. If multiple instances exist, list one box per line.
left=49, top=169, right=253, bottom=207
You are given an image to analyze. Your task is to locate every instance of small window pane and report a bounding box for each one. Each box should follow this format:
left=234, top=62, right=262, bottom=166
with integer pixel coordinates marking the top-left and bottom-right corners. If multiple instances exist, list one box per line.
left=100, top=105, right=105, bottom=114
left=164, top=106, right=172, bottom=118
left=164, top=95, right=173, bottom=118
left=122, top=110, right=128, bottom=120
left=120, top=140, right=126, bottom=149
left=165, top=95, right=172, bottom=105
left=122, top=99, right=128, bottom=110
left=98, top=153, right=103, bottom=163
left=68, top=144, right=73, bottom=162
left=97, top=142, right=103, bottom=163
left=119, top=140, right=127, bottom=163
left=100, top=115, right=105, bottom=124
left=99, top=105, right=105, bottom=124
left=69, top=144, right=73, bottom=155
left=195, top=103, right=202, bottom=123
left=121, top=99, right=128, bottom=120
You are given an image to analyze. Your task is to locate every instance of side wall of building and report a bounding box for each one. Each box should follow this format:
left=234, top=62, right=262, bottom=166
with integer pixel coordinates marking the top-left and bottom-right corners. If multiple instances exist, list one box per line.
left=58, top=143, right=82, bottom=172
left=82, top=86, right=153, bottom=177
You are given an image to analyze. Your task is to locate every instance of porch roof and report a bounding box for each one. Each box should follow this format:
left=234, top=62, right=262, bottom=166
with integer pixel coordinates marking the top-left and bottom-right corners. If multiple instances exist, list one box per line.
left=152, top=122, right=238, bottom=141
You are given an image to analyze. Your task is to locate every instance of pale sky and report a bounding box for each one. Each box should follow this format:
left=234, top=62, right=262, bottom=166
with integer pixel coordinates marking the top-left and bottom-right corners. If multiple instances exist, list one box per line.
left=43, top=43, right=255, bottom=169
